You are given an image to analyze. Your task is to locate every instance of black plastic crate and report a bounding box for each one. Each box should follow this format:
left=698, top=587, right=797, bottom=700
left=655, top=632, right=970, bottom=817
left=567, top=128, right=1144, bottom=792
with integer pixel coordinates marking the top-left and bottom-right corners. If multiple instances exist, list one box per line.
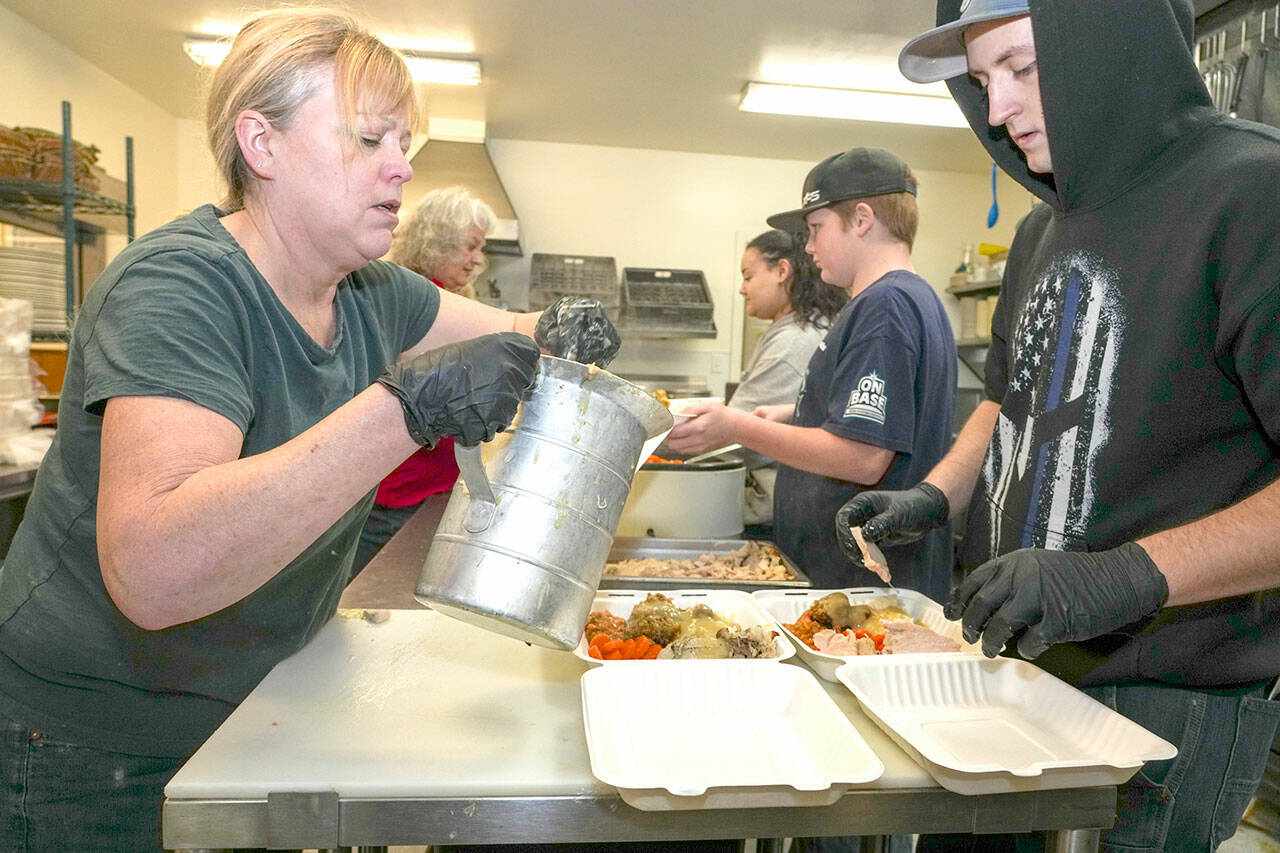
left=622, top=267, right=713, bottom=323
left=528, top=253, right=620, bottom=311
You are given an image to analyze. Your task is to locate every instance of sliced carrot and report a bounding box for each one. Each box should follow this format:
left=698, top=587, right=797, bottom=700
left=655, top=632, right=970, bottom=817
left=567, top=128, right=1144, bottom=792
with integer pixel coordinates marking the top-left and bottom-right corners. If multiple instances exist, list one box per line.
left=644, top=644, right=661, bottom=659
left=604, top=650, right=623, bottom=660
left=588, top=645, right=603, bottom=659
left=589, top=633, right=610, bottom=650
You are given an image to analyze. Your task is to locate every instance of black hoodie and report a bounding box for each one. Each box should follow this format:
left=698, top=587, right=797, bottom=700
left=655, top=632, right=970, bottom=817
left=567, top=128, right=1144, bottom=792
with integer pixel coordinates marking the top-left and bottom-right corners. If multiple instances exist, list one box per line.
left=945, top=0, right=1280, bottom=688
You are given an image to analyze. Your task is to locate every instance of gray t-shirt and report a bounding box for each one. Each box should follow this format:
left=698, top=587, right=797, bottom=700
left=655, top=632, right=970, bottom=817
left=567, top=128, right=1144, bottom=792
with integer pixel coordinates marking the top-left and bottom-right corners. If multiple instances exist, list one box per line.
left=729, top=312, right=827, bottom=470
left=0, top=204, right=438, bottom=756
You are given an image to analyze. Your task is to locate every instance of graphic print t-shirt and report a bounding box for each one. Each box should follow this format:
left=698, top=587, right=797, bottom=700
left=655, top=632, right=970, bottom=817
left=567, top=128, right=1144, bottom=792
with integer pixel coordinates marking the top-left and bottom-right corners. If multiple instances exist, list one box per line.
left=773, top=270, right=954, bottom=600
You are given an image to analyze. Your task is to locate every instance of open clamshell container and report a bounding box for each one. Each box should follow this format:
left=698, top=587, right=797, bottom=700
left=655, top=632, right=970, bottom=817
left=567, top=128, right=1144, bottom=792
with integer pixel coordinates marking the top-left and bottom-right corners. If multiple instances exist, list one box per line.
left=752, top=588, right=980, bottom=682
left=582, top=661, right=883, bottom=809
left=836, top=655, right=1178, bottom=795
left=574, top=589, right=795, bottom=665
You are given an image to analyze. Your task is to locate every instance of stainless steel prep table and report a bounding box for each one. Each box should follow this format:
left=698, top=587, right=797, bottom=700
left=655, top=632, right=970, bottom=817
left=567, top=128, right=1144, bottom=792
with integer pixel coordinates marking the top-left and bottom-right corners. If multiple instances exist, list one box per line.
left=162, top=496, right=1115, bottom=851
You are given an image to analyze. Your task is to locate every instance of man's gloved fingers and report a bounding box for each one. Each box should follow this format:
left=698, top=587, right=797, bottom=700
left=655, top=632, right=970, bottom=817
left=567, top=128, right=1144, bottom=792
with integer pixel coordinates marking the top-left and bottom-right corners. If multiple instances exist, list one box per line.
left=944, top=561, right=996, bottom=620
left=1015, top=625, right=1054, bottom=660
left=834, top=505, right=866, bottom=567
left=829, top=502, right=860, bottom=560
left=843, top=492, right=888, bottom=524
left=951, top=563, right=1011, bottom=641
left=978, top=611, right=1025, bottom=658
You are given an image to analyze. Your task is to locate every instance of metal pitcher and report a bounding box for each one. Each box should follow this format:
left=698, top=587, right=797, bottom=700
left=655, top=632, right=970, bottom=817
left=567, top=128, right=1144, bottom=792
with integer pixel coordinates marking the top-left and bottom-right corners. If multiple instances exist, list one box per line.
left=415, top=356, right=673, bottom=649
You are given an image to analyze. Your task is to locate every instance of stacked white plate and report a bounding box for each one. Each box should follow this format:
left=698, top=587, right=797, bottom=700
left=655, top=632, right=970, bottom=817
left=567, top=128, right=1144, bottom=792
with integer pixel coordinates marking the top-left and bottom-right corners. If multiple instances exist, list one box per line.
left=0, top=246, right=67, bottom=334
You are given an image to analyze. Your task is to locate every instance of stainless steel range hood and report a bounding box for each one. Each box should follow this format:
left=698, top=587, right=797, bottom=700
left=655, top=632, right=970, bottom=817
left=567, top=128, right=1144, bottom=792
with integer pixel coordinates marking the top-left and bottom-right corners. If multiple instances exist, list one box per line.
left=404, top=139, right=522, bottom=256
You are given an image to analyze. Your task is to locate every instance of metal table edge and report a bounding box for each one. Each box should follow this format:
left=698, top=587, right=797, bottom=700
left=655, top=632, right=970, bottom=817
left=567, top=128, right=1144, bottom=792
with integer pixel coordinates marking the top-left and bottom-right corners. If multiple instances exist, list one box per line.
left=162, top=786, right=1116, bottom=849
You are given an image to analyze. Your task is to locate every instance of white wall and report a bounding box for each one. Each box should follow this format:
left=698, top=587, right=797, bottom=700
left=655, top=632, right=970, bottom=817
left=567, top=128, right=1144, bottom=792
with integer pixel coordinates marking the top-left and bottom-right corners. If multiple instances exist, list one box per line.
left=0, top=4, right=183, bottom=238
left=177, top=118, right=221, bottom=214
left=486, top=138, right=1033, bottom=394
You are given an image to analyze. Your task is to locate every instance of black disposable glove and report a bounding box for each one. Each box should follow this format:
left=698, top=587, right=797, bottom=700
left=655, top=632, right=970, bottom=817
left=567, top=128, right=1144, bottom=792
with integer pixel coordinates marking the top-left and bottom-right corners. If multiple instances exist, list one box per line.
left=835, top=483, right=950, bottom=559
left=533, top=296, right=621, bottom=368
left=376, top=332, right=539, bottom=448
left=944, top=543, right=1170, bottom=659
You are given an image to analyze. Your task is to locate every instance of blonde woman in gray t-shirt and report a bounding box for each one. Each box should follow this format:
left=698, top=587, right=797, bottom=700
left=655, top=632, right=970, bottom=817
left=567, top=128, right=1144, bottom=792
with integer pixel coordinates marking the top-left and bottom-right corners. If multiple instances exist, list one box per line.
left=732, top=229, right=847, bottom=525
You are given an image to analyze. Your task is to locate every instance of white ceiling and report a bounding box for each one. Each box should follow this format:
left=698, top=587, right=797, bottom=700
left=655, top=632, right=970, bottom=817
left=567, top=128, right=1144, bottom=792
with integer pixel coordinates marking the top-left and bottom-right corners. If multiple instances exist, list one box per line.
left=5, top=0, right=1002, bottom=174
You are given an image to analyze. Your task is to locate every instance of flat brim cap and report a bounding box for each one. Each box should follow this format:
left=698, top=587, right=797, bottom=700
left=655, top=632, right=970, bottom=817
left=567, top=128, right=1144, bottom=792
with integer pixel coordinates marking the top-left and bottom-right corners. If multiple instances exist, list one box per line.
left=898, top=0, right=1031, bottom=83
left=766, top=147, right=916, bottom=232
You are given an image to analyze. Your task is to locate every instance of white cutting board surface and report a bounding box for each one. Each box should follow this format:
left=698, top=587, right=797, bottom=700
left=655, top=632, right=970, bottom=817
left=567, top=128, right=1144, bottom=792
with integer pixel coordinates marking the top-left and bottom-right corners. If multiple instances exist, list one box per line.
left=165, top=610, right=933, bottom=800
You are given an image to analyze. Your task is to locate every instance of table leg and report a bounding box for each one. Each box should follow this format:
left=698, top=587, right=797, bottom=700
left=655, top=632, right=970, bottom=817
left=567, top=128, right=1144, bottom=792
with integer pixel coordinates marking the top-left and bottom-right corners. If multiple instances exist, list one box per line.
left=1046, top=828, right=1101, bottom=853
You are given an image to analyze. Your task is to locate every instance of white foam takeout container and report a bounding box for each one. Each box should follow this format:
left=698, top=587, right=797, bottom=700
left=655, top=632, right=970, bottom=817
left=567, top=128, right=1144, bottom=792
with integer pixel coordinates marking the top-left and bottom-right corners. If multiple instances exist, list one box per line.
left=836, top=655, right=1178, bottom=795
left=582, top=660, right=883, bottom=810
left=575, top=588, right=795, bottom=665
left=752, top=587, right=980, bottom=682
left=665, top=396, right=721, bottom=425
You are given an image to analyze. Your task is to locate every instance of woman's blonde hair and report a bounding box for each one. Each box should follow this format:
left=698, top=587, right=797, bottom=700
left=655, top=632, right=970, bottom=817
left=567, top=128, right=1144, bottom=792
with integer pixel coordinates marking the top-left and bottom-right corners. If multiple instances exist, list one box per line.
left=206, top=6, right=421, bottom=210
left=392, top=187, right=495, bottom=282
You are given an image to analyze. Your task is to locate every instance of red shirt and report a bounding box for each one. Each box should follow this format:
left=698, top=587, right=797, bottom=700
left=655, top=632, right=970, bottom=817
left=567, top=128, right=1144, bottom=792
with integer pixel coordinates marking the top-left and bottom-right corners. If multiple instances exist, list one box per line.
left=375, top=436, right=459, bottom=507
left=374, top=278, right=461, bottom=507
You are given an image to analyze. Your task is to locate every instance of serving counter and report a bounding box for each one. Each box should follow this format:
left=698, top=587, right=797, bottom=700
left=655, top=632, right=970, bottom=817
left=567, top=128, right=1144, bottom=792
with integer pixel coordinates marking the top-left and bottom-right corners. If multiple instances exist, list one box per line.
left=162, top=494, right=1116, bottom=851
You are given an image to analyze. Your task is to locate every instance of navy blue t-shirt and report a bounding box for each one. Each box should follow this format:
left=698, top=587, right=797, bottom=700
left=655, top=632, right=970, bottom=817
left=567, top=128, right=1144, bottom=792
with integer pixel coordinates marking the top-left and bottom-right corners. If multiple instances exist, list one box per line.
left=773, top=270, right=956, bottom=600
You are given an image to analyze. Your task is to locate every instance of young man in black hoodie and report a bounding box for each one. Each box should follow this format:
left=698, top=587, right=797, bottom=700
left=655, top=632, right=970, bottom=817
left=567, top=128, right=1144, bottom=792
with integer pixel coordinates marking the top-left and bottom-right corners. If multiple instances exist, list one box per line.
left=841, top=0, right=1280, bottom=849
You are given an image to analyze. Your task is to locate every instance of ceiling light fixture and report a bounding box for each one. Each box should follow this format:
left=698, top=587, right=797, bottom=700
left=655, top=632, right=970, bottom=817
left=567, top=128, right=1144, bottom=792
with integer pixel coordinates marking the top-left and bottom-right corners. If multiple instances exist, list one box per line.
left=739, top=81, right=968, bottom=129
left=399, top=52, right=482, bottom=86
left=183, top=36, right=231, bottom=68
left=181, top=37, right=481, bottom=86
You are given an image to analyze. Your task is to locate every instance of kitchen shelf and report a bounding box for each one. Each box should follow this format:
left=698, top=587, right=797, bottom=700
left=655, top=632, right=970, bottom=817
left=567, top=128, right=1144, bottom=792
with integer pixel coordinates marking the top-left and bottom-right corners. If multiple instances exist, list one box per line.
left=0, top=178, right=130, bottom=220
left=0, top=101, right=135, bottom=336
left=946, top=279, right=1001, bottom=297
left=616, top=318, right=718, bottom=339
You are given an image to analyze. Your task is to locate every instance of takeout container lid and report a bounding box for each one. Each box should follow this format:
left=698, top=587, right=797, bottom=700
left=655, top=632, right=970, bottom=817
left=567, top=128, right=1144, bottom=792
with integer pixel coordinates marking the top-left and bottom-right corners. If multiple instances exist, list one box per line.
left=574, top=588, right=795, bottom=665
left=752, top=587, right=980, bottom=682
left=582, top=661, right=883, bottom=809
left=666, top=396, right=721, bottom=425
left=836, top=655, right=1178, bottom=795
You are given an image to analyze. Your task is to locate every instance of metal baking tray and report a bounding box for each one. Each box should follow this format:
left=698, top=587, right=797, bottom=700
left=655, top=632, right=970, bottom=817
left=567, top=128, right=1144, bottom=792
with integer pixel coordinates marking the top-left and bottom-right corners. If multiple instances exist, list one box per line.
left=600, top=537, right=810, bottom=592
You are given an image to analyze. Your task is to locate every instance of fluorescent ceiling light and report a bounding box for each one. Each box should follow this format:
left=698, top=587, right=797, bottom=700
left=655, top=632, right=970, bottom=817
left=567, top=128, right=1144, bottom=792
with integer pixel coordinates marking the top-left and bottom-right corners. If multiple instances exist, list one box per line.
left=182, top=37, right=481, bottom=86
left=400, top=52, right=482, bottom=86
left=183, top=36, right=230, bottom=67
left=739, top=81, right=968, bottom=129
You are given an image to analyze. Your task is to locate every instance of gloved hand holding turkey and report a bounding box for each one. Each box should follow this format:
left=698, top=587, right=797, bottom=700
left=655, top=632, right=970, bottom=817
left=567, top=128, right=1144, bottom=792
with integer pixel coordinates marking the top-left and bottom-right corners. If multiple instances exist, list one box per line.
left=533, top=296, right=621, bottom=367
left=835, top=483, right=951, bottom=559
left=377, top=332, right=540, bottom=448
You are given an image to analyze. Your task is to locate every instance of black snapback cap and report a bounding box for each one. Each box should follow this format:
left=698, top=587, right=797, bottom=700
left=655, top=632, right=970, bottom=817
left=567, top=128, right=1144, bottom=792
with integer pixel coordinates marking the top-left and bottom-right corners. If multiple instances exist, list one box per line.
left=766, top=147, right=917, bottom=232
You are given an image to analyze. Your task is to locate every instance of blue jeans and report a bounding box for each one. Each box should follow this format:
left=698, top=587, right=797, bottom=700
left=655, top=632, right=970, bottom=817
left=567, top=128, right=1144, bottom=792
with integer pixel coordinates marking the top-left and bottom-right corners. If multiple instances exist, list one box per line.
left=1, top=706, right=184, bottom=851
left=917, top=680, right=1280, bottom=853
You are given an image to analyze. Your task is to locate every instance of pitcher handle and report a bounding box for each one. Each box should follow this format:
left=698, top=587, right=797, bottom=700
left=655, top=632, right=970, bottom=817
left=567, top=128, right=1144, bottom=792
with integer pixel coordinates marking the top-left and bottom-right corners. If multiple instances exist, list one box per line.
left=455, top=442, right=497, bottom=533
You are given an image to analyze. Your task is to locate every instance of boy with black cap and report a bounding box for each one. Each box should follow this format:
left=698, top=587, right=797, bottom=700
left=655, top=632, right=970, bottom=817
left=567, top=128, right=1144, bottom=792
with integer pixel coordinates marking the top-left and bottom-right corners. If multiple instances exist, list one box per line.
left=843, top=0, right=1280, bottom=849
left=668, top=147, right=955, bottom=601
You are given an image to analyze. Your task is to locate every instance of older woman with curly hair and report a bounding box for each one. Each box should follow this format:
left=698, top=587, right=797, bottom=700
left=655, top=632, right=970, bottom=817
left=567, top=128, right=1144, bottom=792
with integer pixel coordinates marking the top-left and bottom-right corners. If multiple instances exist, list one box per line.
left=351, top=187, right=498, bottom=574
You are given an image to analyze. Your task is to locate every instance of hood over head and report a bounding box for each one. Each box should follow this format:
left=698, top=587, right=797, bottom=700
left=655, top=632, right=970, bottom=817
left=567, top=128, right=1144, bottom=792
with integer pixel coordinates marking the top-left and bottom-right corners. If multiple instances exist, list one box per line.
left=909, top=0, right=1216, bottom=212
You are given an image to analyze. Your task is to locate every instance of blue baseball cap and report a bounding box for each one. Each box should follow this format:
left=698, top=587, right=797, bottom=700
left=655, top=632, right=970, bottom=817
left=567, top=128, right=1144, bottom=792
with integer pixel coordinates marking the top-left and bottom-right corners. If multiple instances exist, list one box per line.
left=899, top=0, right=1031, bottom=83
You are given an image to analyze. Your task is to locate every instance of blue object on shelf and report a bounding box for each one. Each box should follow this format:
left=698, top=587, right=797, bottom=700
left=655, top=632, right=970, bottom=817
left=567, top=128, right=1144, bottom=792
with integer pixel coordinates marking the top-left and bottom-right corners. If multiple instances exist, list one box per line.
left=986, top=161, right=999, bottom=228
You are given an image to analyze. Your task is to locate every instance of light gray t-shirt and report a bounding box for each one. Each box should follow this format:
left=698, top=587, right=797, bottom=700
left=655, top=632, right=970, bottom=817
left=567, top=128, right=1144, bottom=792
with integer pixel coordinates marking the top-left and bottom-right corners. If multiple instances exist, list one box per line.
left=729, top=312, right=828, bottom=470
left=0, top=204, right=439, bottom=756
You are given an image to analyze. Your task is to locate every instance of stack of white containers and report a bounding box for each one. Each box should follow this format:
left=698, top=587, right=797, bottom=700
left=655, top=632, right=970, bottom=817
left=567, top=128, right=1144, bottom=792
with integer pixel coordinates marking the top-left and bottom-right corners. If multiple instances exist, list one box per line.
left=0, top=298, right=49, bottom=466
